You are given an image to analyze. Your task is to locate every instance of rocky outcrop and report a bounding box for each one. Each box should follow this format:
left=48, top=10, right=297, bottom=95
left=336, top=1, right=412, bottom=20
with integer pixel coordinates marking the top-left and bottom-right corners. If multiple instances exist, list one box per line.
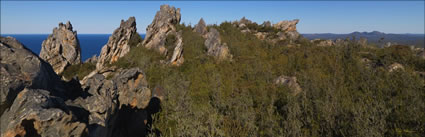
left=0, top=37, right=66, bottom=115
left=84, top=55, right=98, bottom=64
left=96, top=17, right=137, bottom=70
left=274, top=75, right=302, bottom=95
left=39, top=21, right=81, bottom=74
left=205, top=28, right=232, bottom=60
left=233, top=17, right=300, bottom=43
left=1, top=88, right=87, bottom=137
left=193, top=18, right=208, bottom=37
left=141, top=5, right=185, bottom=66
left=273, top=19, right=300, bottom=41
left=2, top=37, right=158, bottom=137
left=142, top=5, right=181, bottom=55
left=68, top=68, right=152, bottom=137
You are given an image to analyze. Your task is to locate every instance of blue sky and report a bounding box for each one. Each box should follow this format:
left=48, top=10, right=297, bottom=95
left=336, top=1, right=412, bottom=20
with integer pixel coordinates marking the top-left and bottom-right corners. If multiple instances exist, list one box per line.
left=1, top=1, right=424, bottom=34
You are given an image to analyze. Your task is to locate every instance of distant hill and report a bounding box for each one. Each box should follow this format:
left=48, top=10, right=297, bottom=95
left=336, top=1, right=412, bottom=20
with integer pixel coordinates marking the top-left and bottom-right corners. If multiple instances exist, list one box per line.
left=302, top=31, right=424, bottom=48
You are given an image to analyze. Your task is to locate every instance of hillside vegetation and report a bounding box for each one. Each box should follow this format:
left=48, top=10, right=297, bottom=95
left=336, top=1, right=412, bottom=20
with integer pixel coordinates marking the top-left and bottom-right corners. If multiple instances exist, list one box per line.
left=66, top=22, right=425, bottom=137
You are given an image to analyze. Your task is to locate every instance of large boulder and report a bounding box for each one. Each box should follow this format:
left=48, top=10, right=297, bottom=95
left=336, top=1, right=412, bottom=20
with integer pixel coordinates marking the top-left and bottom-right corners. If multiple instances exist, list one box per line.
left=1, top=88, right=87, bottom=137
left=40, top=21, right=81, bottom=74
left=193, top=18, right=208, bottom=37
left=0, top=37, right=65, bottom=115
left=69, top=68, right=152, bottom=137
left=96, top=17, right=138, bottom=70
left=204, top=28, right=232, bottom=60
left=141, top=4, right=181, bottom=55
left=273, top=19, right=300, bottom=41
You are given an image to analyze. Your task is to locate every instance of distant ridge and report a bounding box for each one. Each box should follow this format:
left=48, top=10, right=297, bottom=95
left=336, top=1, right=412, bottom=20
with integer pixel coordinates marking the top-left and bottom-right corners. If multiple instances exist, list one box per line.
left=302, top=31, right=425, bottom=48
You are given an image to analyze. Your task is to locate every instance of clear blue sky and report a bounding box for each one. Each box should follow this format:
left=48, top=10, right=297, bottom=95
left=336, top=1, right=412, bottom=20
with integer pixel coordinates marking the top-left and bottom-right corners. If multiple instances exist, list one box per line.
left=1, top=1, right=424, bottom=34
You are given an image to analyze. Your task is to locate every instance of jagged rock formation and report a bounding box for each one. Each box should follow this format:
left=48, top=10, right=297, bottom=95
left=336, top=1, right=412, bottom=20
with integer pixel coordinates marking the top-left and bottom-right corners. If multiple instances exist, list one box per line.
left=274, top=75, right=302, bottom=95
left=141, top=5, right=185, bottom=66
left=68, top=68, right=152, bottom=137
left=193, top=18, right=208, bottom=37
left=1, top=37, right=86, bottom=137
left=233, top=17, right=301, bottom=43
left=2, top=37, right=157, bottom=137
left=39, top=21, right=81, bottom=74
left=96, top=17, right=137, bottom=70
left=1, top=88, right=87, bottom=137
left=0, top=37, right=66, bottom=115
left=205, top=28, right=232, bottom=60
left=273, top=19, right=300, bottom=41
left=142, top=5, right=181, bottom=55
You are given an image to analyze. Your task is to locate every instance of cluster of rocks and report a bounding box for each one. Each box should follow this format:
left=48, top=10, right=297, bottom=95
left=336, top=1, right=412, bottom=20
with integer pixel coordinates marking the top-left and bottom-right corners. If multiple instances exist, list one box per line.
left=141, top=5, right=184, bottom=66
left=39, top=21, right=81, bottom=74
left=194, top=18, right=233, bottom=60
left=233, top=17, right=301, bottom=43
left=1, top=36, right=158, bottom=137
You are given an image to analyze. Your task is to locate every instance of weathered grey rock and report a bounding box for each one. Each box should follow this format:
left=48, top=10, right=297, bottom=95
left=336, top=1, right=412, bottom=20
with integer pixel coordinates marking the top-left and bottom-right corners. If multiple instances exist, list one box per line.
left=69, top=68, right=151, bottom=137
left=273, top=19, right=300, bottom=41
left=255, top=32, right=267, bottom=40
left=274, top=75, right=302, bottom=96
left=84, top=55, right=98, bottom=64
left=0, top=37, right=65, bottom=115
left=1, top=88, right=87, bottom=137
left=193, top=18, right=208, bottom=37
left=169, top=31, right=184, bottom=66
left=388, top=63, right=404, bottom=72
left=205, top=28, right=232, bottom=60
left=96, top=17, right=137, bottom=70
left=40, top=21, right=81, bottom=74
left=142, top=4, right=181, bottom=55
left=237, top=17, right=252, bottom=28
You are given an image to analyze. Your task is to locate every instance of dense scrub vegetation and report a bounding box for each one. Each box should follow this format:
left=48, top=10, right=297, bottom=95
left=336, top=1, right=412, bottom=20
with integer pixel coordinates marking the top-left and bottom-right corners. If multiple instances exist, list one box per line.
left=68, top=22, right=425, bottom=137
left=62, top=63, right=96, bottom=80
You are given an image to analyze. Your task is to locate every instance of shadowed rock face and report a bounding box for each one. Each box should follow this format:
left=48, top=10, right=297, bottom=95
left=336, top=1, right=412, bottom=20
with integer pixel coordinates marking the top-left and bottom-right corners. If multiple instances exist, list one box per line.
left=2, top=37, right=159, bottom=137
left=0, top=37, right=65, bottom=115
left=96, top=17, right=137, bottom=70
left=204, top=28, right=232, bottom=60
left=142, top=4, right=181, bottom=55
left=0, top=89, right=87, bottom=137
left=68, top=68, right=152, bottom=137
left=40, top=21, right=81, bottom=74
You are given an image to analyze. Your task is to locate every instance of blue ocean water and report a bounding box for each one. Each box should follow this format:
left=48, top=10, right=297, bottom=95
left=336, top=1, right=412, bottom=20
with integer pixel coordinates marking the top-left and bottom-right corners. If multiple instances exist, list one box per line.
left=1, top=34, right=145, bottom=61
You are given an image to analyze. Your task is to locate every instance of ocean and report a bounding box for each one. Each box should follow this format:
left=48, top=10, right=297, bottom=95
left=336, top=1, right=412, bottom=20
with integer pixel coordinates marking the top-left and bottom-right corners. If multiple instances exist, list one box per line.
left=1, top=34, right=146, bottom=61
